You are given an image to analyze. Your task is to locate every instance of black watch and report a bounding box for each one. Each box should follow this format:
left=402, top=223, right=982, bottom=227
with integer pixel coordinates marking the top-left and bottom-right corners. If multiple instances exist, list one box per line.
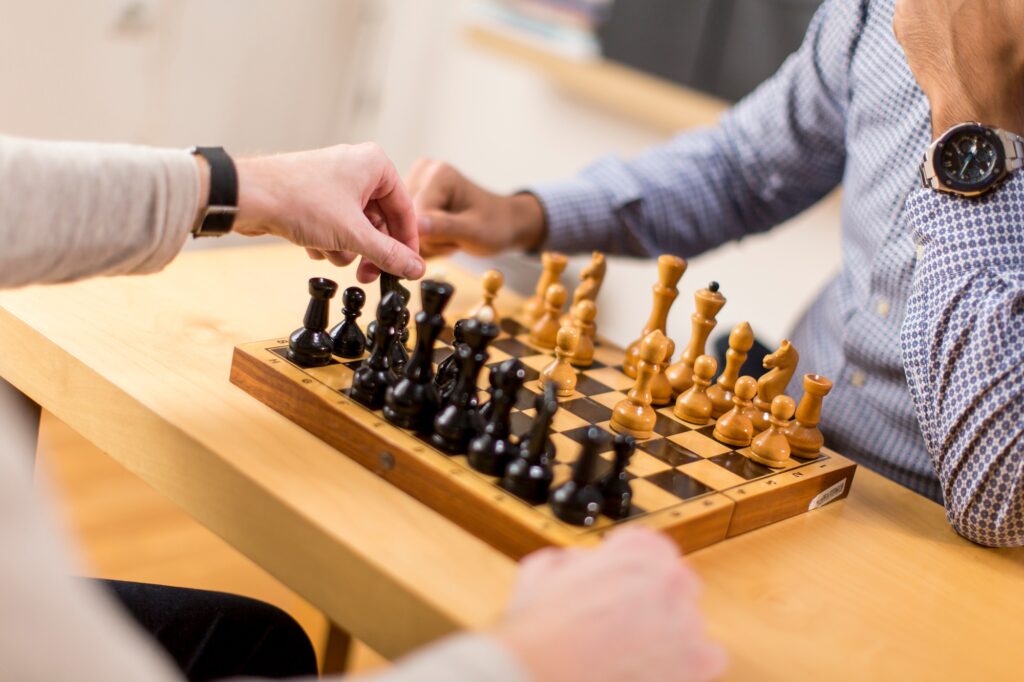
left=190, top=146, right=238, bottom=237
left=920, top=122, right=1024, bottom=197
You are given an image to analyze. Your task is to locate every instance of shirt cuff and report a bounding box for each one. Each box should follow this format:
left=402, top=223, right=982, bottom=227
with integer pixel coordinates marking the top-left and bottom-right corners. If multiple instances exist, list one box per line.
left=526, top=155, right=645, bottom=255
left=355, top=633, right=532, bottom=682
left=906, top=172, right=1024, bottom=277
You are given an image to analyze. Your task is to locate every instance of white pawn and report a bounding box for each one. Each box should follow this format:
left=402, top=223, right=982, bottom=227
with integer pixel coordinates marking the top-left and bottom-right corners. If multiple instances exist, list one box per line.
left=542, top=326, right=579, bottom=397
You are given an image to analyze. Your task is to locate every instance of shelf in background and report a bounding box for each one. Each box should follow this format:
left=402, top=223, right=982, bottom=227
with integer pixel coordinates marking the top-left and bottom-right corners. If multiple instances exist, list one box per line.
left=465, top=24, right=728, bottom=134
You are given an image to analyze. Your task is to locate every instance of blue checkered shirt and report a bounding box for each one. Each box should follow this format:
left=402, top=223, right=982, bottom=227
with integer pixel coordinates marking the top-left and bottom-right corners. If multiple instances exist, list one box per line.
left=529, top=0, right=1024, bottom=547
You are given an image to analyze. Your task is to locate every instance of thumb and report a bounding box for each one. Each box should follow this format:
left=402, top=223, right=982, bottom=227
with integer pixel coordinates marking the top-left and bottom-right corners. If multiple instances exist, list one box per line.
left=354, top=217, right=426, bottom=279
left=418, top=210, right=475, bottom=244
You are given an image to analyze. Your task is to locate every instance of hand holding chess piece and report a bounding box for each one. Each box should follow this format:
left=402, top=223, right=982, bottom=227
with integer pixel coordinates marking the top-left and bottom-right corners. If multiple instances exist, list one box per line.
left=524, top=252, right=568, bottom=323
left=707, top=322, right=753, bottom=417
left=529, top=282, right=568, bottom=349
left=467, top=269, right=503, bottom=325
left=611, top=331, right=669, bottom=440
left=749, top=395, right=796, bottom=469
left=622, top=255, right=687, bottom=378
left=783, top=374, right=832, bottom=457
left=673, top=355, right=717, bottom=424
left=712, top=376, right=758, bottom=447
left=541, top=326, right=579, bottom=397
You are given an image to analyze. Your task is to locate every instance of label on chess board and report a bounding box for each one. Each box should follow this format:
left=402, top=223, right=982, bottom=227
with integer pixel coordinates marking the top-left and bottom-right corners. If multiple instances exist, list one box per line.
left=808, top=479, right=847, bottom=511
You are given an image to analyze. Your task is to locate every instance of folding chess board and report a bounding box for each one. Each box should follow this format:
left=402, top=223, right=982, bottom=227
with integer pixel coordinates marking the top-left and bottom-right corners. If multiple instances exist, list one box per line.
left=230, top=317, right=856, bottom=559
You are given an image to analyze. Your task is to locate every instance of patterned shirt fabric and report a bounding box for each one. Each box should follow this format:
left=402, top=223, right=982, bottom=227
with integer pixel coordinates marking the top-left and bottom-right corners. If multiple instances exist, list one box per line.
left=529, top=0, right=1024, bottom=547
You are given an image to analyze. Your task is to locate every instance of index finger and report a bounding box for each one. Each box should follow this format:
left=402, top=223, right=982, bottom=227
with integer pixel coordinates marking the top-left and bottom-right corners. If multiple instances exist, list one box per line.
left=371, top=162, right=420, bottom=256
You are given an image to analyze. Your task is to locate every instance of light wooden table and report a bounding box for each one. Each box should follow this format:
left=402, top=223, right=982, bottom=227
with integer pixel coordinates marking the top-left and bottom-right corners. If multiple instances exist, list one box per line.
left=1, top=243, right=1021, bottom=681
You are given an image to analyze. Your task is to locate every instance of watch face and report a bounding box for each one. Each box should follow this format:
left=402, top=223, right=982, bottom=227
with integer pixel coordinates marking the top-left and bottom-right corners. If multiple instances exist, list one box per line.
left=935, top=124, right=1005, bottom=193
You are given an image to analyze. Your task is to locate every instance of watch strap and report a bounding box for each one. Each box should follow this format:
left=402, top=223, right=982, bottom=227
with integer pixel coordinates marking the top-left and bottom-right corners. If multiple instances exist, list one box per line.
left=190, top=146, right=238, bottom=237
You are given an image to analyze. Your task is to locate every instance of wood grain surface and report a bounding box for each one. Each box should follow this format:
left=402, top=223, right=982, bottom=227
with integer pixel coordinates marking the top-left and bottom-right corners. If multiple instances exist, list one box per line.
left=2, top=243, right=1022, bottom=681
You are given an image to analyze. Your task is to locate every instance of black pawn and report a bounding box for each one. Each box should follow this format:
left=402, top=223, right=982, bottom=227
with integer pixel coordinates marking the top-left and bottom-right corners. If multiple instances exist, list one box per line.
left=329, top=287, right=367, bottom=359
left=287, top=277, right=338, bottom=367
left=349, top=292, right=403, bottom=410
left=500, top=384, right=559, bottom=503
left=550, top=427, right=609, bottom=526
left=390, top=307, right=411, bottom=372
left=516, top=384, right=557, bottom=465
left=600, top=434, right=636, bottom=519
left=431, top=318, right=499, bottom=455
left=384, top=280, right=454, bottom=432
left=434, top=319, right=467, bottom=401
left=468, top=359, right=528, bottom=475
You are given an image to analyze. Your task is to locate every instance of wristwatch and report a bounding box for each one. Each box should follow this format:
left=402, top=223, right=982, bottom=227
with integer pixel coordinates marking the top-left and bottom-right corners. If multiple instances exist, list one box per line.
left=920, top=122, right=1024, bottom=197
left=189, top=146, right=238, bottom=236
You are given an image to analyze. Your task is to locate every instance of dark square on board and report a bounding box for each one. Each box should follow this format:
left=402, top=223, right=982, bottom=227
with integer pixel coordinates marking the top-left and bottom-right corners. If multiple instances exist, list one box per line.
left=574, top=374, right=613, bottom=396
left=493, top=337, right=535, bottom=358
left=561, top=398, right=613, bottom=424
left=652, top=413, right=690, bottom=437
left=560, top=425, right=615, bottom=448
left=646, top=470, right=713, bottom=500
left=708, top=451, right=775, bottom=481
left=500, top=318, right=529, bottom=336
left=638, top=439, right=702, bottom=467
left=510, top=411, right=536, bottom=436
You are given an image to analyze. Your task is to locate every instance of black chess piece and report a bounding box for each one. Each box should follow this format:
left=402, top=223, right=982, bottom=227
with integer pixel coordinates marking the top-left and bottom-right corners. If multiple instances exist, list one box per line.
left=500, top=384, right=559, bottom=503
left=349, top=292, right=403, bottom=410
left=468, top=359, right=528, bottom=475
left=287, top=277, right=338, bottom=367
left=390, top=307, right=411, bottom=372
left=516, top=383, right=557, bottom=465
left=477, top=362, right=502, bottom=424
left=380, top=272, right=411, bottom=306
left=328, top=286, right=367, bottom=359
left=600, top=434, right=636, bottom=519
left=430, top=317, right=499, bottom=455
left=434, top=319, right=467, bottom=401
left=550, top=426, right=609, bottom=526
left=384, top=280, right=454, bottom=432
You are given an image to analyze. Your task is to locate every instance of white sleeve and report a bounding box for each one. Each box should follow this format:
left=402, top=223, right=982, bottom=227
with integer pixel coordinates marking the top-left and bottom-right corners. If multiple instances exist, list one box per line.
left=0, top=381, right=184, bottom=681
left=0, top=134, right=197, bottom=289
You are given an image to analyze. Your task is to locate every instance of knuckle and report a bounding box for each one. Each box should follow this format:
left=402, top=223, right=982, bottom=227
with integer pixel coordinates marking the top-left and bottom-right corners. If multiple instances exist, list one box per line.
left=380, top=239, right=403, bottom=270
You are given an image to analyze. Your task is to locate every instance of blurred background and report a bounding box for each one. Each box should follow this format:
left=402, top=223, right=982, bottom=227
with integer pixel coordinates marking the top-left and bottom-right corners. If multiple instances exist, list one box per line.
left=2, top=0, right=839, bottom=670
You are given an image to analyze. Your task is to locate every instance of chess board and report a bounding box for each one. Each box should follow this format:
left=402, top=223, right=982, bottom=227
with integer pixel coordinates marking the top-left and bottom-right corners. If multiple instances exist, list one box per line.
left=230, top=317, right=856, bottom=559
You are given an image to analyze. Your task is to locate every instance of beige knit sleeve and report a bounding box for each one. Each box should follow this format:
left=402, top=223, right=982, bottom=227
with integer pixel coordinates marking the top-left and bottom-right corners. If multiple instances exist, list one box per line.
left=0, top=134, right=198, bottom=289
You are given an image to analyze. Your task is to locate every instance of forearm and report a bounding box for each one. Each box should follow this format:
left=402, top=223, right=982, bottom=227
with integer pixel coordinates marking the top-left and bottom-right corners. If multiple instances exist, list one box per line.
left=0, top=134, right=199, bottom=289
left=901, top=176, right=1024, bottom=547
left=528, top=0, right=858, bottom=258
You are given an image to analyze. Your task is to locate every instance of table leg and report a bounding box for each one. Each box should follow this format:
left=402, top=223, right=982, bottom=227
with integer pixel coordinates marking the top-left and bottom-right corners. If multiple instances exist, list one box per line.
left=322, top=622, right=354, bottom=674
left=0, top=377, right=42, bottom=465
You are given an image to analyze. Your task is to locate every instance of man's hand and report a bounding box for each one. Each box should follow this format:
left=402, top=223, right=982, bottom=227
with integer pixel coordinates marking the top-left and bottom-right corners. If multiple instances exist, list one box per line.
left=230, top=143, right=426, bottom=283
left=492, top=528, right=727, bottom=682
left=406, top=159, right=547, bottom=258
left=894, top=0, right=1024, bottom=136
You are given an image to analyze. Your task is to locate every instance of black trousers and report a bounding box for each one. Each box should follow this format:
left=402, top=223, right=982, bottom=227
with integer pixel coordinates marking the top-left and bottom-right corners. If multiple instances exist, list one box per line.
left=102, top=580, right=318, bottom=682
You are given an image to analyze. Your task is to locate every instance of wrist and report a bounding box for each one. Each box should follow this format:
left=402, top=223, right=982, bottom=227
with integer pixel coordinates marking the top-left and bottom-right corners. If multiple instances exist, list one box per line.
left=509, top=192, right=547, bottom=252
left=233, top=157, right=285, bottom=237
left=931, top=97, right=1024, bottom=139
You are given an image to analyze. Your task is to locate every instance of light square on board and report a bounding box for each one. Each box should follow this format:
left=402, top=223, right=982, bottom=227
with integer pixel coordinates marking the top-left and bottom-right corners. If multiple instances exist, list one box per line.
left=583, top=366, right=635, bottom=392
left=631, top=479, right=686, bottom=512
left=668, top=430, right=733, bottom=458
left=590, top=391, right=625, bottom=411
left=550, top=433, right=583, bottom=462
left=521, top=355, right=555, bottom=373
left=626, top=450, right=673, bottom=477
left=592, top=344, right=624, bottom=367
left=679, top=458, right=748, bottom=491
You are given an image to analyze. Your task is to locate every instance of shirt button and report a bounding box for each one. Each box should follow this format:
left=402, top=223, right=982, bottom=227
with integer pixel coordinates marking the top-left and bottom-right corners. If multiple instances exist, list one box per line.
left=876, top=298, right=891, bottom=318
left=850, top=370, right=866, bottom=388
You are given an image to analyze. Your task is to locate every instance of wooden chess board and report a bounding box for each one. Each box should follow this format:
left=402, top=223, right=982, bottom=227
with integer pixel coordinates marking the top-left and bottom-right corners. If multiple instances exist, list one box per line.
left=230, top=317, right=856, bottom=559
